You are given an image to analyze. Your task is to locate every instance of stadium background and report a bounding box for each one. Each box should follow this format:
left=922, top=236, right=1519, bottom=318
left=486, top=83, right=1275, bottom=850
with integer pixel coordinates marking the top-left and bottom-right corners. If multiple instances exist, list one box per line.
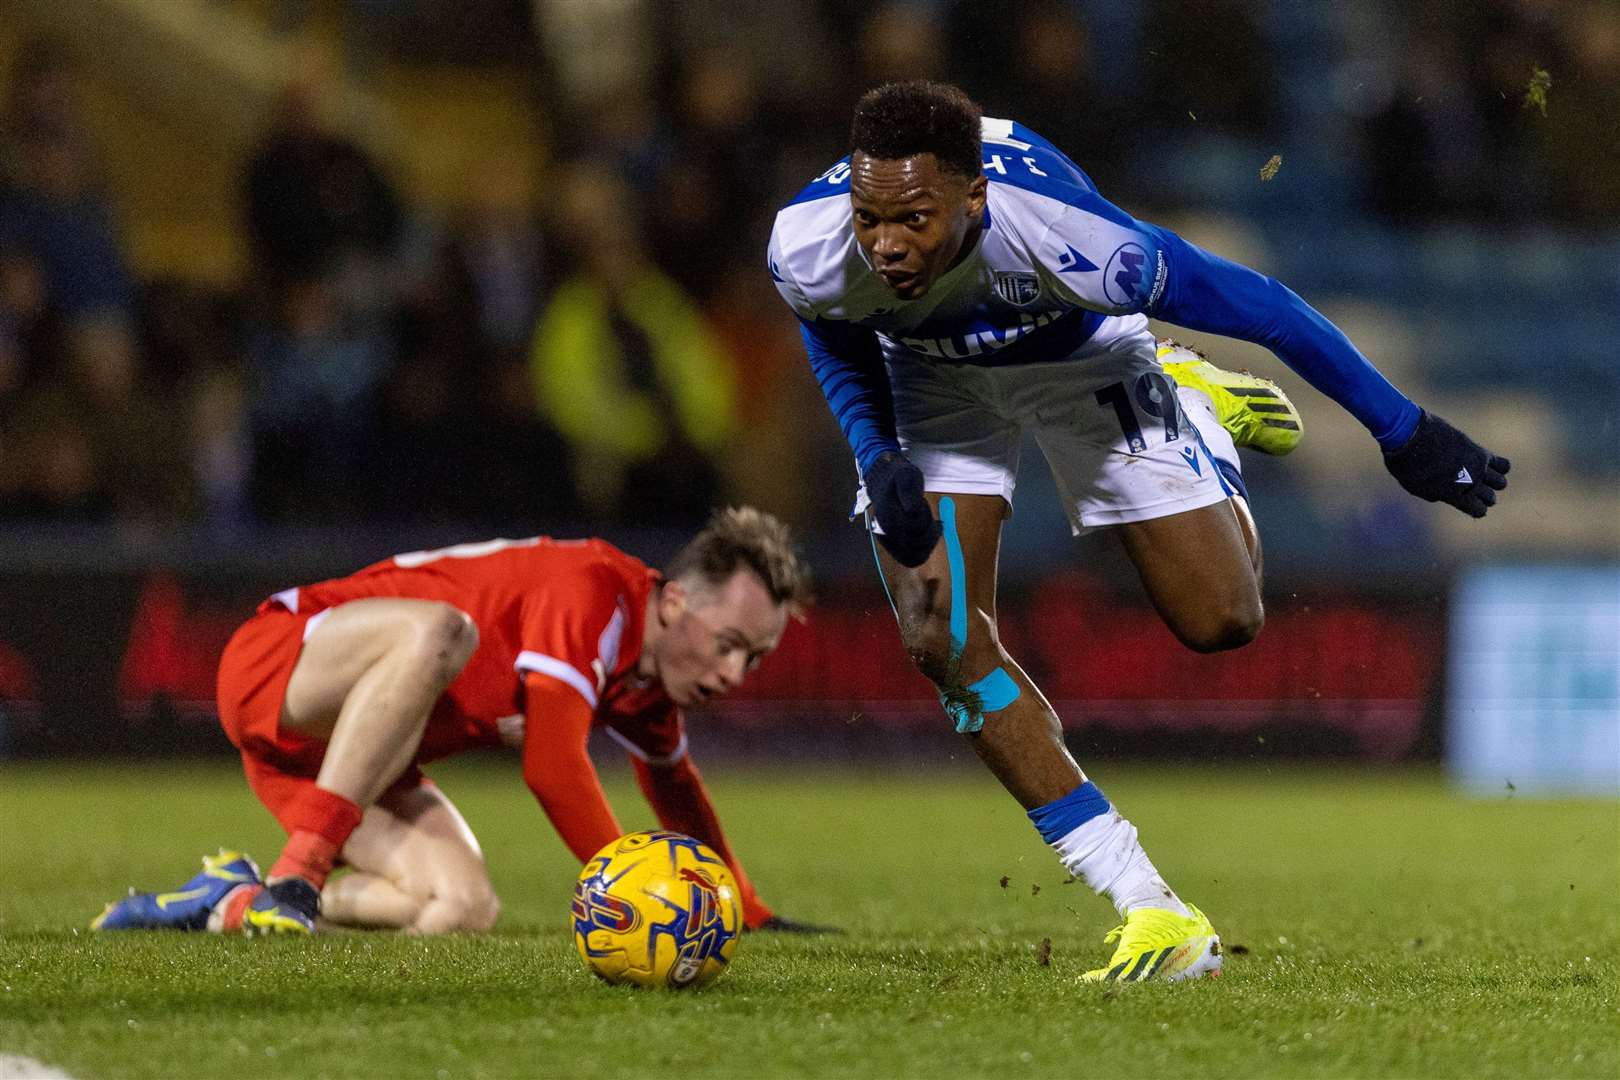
left=0, top=0, right=1615, bottom=787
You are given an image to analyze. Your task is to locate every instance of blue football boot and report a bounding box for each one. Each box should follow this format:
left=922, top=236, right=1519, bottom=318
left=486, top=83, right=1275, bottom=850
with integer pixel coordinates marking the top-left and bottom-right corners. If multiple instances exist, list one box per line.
left=239, top=876, right=320, bottom=936
left=91, top=850, right=261, bottom=932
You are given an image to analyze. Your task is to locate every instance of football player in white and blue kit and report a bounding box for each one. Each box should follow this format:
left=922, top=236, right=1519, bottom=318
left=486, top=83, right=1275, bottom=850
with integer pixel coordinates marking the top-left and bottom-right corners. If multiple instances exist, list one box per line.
left=768, top=82, right=1510, bottom=982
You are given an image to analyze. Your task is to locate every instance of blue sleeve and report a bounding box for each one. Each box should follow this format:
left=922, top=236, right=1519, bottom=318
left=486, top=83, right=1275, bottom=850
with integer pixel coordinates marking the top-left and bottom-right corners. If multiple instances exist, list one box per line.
left=1143, top=225, right=1420, bottom=450
left=799, top=318, right=900, bottom=473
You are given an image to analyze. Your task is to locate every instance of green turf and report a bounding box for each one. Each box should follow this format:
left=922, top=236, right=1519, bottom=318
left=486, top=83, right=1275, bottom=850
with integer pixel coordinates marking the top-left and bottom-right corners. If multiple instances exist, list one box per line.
left=0, top=757, right=1615, bottom=1079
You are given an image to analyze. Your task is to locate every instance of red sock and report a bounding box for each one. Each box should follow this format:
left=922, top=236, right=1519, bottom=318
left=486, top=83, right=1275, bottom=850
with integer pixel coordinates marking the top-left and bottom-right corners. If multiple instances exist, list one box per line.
left=270, top=830, right=344, bottom=890
left=217, top=884, right=262, bottom=932
left=271, top=785, right=364, bottom=890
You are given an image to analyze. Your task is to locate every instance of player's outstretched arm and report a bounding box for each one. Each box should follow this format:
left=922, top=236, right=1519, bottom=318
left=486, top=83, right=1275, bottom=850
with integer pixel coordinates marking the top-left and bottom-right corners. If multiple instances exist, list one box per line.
left=1145, top=229, right=1511, bottom=516
left=1051, top=193, right=1511, bottom=516
left=630, top=752, right=834, bottom=932
left=629, top=752, right=772, bottom=928
left=520, top=678, right=626, bottom=862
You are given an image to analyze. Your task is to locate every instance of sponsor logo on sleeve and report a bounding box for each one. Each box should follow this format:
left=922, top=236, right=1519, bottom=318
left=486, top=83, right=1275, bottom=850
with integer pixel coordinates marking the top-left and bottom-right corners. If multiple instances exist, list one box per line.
left=1056, top=244, right=1098, bottom=274
left=1103, top=242, right=1150, bottom=308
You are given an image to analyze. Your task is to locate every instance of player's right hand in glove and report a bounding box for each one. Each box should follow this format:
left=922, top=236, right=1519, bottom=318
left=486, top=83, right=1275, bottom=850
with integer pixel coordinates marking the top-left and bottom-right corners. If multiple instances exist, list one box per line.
left=864, top=451, right=942, bottom=567
left=1382, top=410, right=1510, bottom=518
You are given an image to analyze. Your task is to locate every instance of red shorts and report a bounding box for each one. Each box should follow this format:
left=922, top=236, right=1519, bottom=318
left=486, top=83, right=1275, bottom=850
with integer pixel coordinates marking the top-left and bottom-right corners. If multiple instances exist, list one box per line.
left=216, top=605, right=426, bottom=835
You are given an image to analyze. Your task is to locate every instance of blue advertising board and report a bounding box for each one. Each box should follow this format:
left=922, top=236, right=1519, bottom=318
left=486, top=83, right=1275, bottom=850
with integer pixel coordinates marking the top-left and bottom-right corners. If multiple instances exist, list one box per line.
left=1448, top=565, right=1620, bottom=795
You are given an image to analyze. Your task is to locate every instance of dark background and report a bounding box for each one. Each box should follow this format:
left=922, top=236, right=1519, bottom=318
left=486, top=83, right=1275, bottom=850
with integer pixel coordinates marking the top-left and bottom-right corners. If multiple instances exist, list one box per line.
left=1, top=0, right=1615, bottom=762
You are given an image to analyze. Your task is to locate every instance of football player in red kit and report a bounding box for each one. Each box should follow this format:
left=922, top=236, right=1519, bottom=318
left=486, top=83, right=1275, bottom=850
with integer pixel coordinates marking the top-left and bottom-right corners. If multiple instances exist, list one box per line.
left=93, top=507, right=818, bottom=936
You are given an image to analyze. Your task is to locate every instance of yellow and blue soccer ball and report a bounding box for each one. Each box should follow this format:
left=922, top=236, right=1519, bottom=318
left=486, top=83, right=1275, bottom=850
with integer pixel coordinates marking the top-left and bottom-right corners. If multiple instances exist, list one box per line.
left=571, top=831, right=742, bottom=989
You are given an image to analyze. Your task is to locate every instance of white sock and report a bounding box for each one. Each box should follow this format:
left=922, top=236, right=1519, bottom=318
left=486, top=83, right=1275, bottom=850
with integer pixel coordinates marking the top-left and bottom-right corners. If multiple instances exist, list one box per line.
left=1050, top=808, right=1191, bottom=919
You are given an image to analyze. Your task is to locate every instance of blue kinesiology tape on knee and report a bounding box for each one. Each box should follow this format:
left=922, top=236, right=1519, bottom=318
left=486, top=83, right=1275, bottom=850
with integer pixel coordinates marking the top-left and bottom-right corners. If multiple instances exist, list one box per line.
left=939, top=496, right=967, bottom=654
left=970, top=666, right=1021, bottom=711
left=1026, top=781, right=1111, bottom=844
left=942, top=665, right=1024, bottom=734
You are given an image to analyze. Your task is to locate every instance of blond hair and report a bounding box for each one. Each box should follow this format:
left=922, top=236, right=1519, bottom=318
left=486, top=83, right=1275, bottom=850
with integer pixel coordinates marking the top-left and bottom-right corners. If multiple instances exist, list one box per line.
left=666, top=506, right=813, bottom=613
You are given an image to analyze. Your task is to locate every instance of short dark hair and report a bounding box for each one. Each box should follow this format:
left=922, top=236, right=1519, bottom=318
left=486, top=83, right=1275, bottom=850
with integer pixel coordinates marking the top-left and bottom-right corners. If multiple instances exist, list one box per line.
left=850, top=81, right=983, bottom=179
left=666, top=506, right=814, bottom=613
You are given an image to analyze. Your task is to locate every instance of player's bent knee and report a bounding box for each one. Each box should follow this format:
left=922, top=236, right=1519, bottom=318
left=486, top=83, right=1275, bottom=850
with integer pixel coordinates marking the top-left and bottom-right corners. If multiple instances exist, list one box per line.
left=465, top=889, right=500, bottom=932
left=898, top=608, right=1006, bottom=686
left=446, top=888, right=500, bottom=933
left=419, top=883, right=499, bottom=934
left=409, top=605, right=479, bottom=685
left=898, top=618, right=956, bottom=684
left=1177, top=606, right=1263, bottom=653
left=887, top=584, right=946, bottom=677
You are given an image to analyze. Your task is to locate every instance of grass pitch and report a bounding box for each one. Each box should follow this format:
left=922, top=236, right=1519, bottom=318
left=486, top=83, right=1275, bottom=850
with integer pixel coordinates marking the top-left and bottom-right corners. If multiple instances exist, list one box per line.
left=0, top=757, right=1615, bottom=1079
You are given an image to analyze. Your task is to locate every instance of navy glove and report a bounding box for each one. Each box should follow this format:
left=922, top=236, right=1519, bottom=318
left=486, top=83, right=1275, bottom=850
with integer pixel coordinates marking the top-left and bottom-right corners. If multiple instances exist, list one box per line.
left=1382, top=410, right=1511, bottom=518
left=864, top=451, right=942, bottom=567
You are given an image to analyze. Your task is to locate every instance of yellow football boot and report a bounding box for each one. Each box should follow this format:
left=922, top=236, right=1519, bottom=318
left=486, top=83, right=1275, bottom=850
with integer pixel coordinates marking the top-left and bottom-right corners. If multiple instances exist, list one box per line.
left=1080, top=903, right=1223, bottom=983
left=1159, top=341, right=1303, bottom=456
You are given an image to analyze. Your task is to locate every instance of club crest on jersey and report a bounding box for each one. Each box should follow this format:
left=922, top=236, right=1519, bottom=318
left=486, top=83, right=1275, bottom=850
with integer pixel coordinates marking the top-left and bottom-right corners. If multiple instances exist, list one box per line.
left=993, top=271, right=1041, bottom=307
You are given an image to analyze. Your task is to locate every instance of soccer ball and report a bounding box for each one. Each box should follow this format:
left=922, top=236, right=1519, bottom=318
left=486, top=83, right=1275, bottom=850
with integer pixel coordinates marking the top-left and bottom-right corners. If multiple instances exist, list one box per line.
left=571, top=831, right=742, bottom=989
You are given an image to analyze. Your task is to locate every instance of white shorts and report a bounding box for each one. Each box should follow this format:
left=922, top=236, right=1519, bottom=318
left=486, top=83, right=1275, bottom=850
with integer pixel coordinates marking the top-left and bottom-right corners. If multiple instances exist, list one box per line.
left=855, top=317, right=1240, bottom=535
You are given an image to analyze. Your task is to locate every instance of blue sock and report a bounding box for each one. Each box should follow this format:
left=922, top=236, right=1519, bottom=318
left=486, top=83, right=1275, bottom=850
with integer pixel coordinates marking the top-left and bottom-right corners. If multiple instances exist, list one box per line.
left=1215, top=457, right=1249, bottom=503
left=1027, top=781, right=1111, bottom=844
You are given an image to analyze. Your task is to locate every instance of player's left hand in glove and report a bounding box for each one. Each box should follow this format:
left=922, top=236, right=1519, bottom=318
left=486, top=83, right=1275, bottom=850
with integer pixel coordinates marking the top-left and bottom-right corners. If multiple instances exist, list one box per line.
left=864, top=450, right=942, bottom=567
left=749, top=915, right=842, bottom=935
left=1382, top=410, right=1510, bottom=518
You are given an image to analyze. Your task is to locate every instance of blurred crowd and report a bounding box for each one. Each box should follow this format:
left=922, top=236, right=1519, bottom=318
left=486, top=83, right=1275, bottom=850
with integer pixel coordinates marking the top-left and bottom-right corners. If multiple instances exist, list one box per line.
left=0, top=0, right=1613, bottom=534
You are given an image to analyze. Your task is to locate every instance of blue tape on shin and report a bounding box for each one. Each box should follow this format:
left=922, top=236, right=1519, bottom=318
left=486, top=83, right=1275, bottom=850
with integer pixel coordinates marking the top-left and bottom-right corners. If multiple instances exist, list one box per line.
left=939, top=496, right=966, bottom=653
left=942, top=665, right=1023, bottom=734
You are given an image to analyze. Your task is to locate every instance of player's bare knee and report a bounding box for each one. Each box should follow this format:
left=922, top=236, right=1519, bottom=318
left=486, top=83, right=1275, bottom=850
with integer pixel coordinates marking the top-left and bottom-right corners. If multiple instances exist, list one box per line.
left=891, top=579, right=960, bottom=683
left=468, top=889, right=500, bottom=932
left=903, top=616, right=1004, bottom=690
left=899, top=617, right=956, bottom=684
left=441, top=882, right=500, bottom=933
left=409, top=605, right=479, bottom=685
left=1177, top=604, right=1263, bottom=653
left=894, top=608, right=965, bottom=683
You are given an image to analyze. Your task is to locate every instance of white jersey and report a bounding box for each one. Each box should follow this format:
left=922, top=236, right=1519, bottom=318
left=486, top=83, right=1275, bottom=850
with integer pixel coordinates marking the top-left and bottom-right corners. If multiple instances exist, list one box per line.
left=768, top=117, right=1165, bottom=370
left=767, top=116, right=1419, bottom=461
